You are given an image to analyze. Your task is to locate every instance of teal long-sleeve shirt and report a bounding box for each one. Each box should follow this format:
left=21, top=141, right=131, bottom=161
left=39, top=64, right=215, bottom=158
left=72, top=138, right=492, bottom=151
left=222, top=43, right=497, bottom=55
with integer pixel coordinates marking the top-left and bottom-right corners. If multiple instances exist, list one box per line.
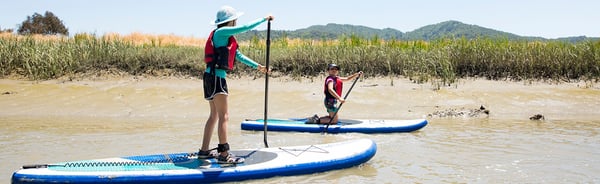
left=205, top=17, right=268, bottom=78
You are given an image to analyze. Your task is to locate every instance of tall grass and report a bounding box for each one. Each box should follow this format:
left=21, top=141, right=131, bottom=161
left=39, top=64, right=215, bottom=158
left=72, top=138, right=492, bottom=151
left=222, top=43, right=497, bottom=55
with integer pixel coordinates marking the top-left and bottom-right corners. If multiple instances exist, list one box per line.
left=241, top=36, right=600, bottom=84
left=0, top=33, right=203, bottom=80
left=1, top=32, right=599, bottom=83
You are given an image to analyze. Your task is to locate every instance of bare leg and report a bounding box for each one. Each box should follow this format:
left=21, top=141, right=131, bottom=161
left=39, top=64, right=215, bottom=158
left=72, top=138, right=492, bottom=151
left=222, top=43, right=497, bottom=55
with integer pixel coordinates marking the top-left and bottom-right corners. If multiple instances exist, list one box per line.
left=318, top=116, right=330, bottom=124
left=319, top=111, right=339, bottom=124
left=332, top=111, right=339, bottom=124
left=200, top=100, right=218, bottom=151
left=212, top=94, right=230, bottom=156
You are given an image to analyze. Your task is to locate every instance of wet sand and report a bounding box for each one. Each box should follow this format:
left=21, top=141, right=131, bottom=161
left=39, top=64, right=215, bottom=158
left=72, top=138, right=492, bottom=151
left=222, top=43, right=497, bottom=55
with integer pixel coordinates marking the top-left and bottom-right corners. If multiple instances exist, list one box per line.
left=1, top=76, right=600, bottom=183
left=1, top=76, right=599, bottom=121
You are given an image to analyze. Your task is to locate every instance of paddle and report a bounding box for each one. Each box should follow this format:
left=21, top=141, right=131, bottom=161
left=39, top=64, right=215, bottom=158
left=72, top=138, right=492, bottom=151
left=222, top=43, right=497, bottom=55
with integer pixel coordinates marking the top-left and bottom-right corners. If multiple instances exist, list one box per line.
left=323, top=73, right=361, bottom=134
left=263, top=20, right=272, bottom=148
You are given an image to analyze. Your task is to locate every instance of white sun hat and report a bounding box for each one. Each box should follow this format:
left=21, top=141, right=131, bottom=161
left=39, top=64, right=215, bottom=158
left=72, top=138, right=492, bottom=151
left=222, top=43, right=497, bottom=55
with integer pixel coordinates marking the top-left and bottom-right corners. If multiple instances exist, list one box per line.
left=212, top=6, right=244, bottom=25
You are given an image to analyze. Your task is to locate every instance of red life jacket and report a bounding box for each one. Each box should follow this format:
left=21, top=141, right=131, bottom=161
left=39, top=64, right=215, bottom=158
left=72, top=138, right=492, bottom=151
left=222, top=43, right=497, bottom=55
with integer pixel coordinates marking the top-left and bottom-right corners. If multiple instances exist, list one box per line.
left=324, top=76, right=343, bottom=99
left=204, top=30, right=238, bottom=71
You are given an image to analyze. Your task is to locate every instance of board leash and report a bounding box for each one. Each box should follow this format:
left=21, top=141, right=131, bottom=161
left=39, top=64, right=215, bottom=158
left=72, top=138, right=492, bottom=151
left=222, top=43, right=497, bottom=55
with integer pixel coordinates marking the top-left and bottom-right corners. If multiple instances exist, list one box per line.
left=22, top=152, right=200, bottom=169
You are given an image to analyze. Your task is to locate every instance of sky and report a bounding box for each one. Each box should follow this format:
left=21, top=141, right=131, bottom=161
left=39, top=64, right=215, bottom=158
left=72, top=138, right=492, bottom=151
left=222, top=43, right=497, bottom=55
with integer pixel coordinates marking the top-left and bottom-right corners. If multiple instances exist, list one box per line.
left=1, top=0, right=598, bottom=39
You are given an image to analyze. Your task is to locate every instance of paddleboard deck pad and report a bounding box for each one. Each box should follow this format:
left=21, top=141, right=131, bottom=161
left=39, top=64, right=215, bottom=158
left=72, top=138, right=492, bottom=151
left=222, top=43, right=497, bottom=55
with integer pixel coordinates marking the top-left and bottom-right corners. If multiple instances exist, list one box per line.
left=12, top=139, right=376, bottom=184
left=242, top=118, right=428, bottom=133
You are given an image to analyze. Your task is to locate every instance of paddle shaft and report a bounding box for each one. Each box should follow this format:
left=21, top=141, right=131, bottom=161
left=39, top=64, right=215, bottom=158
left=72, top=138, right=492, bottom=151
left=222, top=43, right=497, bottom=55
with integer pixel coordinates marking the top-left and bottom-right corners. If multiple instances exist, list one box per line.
left=263, top=20, right=271, bottom=148
left=324, top=74, right=361, bottom=133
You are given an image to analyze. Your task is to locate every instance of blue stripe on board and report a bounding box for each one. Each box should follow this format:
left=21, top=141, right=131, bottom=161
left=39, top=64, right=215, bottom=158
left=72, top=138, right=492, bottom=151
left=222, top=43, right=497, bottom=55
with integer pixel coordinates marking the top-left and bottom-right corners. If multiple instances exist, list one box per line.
left=241, top=119, right=428, bottom=133
left=11, top=140, right=377, bottom=184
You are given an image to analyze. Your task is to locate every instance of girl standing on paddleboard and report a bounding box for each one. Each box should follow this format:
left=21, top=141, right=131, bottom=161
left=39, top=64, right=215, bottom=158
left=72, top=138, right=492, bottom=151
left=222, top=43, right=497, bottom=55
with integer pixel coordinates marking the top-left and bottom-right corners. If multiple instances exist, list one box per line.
left=199, top=5, right=273, bottom=164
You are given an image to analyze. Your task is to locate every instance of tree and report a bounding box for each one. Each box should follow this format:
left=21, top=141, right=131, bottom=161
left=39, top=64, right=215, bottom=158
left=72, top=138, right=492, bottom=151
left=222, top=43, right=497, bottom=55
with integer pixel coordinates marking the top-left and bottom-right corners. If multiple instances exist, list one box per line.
left=0, top=26, right=14, bottom=33
left=17, top=11, right=69, bottom=35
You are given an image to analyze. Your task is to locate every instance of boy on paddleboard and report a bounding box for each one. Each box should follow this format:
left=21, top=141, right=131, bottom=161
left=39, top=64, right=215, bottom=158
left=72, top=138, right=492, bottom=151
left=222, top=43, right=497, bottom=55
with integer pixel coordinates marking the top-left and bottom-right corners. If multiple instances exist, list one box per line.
left=199, top=5, right=273, bottom=164
left=307, top=64, right=362, bottom=124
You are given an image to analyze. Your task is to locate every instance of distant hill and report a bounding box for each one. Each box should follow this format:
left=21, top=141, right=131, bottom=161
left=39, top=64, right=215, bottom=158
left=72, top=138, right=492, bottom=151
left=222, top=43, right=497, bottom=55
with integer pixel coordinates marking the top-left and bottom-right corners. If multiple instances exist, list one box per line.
left=237, top=23, right=403, bottom=41
left=402, top=20, right=544, bottom=40
left=236, top=20, right=597, bottom=43
left=292, top=23, right=403, bottom=40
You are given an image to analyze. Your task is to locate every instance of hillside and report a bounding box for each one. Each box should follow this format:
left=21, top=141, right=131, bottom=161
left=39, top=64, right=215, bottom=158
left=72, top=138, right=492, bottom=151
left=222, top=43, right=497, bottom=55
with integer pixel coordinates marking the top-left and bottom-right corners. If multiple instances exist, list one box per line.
left=292, top=23, right=403, bottom=40
left=236, top=23, right=403, bottom=41
left=402, top=20, right=542, bottom=40
left=236, top=20, right=597, bottom=42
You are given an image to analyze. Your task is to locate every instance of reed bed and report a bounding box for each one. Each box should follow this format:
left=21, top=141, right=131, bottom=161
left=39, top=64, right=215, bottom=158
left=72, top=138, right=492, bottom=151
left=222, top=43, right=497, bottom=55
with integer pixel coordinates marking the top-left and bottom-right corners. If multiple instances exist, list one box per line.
left=1, top=32, right=599, bottom=84
left=0, top=33, right=203, bottom=80
left=240, top=36, right=599, bottom=84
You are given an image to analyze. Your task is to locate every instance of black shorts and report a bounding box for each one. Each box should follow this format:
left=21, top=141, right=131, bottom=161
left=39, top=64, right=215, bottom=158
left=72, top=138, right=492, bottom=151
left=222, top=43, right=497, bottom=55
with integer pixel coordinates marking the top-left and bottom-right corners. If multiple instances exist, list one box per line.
left=203, top=72, right=228, bottom=100
left=324, top=98, right=339, bottom=113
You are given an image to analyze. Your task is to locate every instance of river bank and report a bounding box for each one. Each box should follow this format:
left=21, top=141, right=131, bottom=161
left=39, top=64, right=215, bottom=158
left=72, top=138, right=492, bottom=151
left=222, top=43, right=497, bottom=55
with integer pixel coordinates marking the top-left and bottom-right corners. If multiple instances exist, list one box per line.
left=2, top=76, right=600, bottom=183
left=1, top=76, right=599, bottom=121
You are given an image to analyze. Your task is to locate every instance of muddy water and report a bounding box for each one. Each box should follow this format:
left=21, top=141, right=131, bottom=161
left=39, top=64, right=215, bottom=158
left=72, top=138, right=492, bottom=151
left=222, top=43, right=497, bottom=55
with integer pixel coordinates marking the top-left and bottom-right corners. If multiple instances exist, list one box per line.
left=1, top=77, right=599, bottom=183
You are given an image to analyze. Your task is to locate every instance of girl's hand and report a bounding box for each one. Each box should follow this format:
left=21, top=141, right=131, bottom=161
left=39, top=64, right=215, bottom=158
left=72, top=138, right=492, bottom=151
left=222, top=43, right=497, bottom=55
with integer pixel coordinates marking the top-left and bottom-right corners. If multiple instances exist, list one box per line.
left=266, top=15, right=274, bottom=21
left=258, top=65, right=271, bottom=74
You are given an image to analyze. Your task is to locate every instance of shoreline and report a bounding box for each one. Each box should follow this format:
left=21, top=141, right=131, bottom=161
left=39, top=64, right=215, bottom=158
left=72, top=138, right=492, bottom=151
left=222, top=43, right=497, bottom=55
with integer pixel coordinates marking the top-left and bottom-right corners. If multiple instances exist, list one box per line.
left=3, top=66, right=600, bottom=85
left=1, top=75, right=599, bottom=121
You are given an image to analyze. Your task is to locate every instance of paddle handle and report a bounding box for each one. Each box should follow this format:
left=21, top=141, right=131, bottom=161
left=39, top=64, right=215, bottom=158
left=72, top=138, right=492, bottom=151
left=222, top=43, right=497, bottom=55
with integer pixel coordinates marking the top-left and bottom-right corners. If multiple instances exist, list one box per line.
left=263, top=20, right=271, bottom=148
